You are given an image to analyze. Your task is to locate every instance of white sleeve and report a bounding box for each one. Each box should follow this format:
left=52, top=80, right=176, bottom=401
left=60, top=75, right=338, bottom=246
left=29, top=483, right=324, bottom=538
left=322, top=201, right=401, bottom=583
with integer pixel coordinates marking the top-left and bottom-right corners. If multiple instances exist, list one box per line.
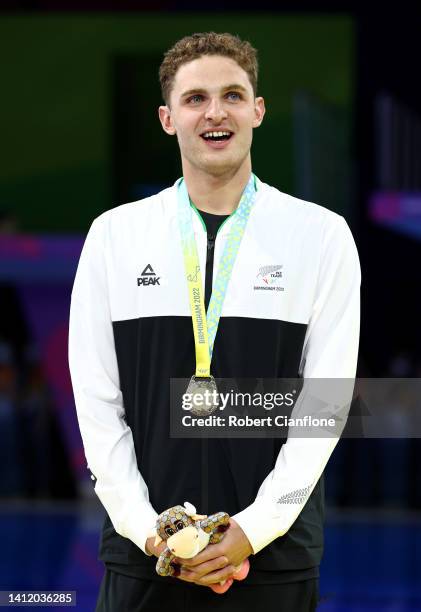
left=233, top=215, right=361, bottom=554
left=68, top=215, right=157, bottom=555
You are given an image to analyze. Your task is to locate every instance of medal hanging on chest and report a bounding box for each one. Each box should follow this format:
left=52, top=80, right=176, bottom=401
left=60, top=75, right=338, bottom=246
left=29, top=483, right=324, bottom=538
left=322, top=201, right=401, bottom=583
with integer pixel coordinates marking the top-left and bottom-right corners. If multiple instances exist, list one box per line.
left=177, top=174, right=257, bottom=417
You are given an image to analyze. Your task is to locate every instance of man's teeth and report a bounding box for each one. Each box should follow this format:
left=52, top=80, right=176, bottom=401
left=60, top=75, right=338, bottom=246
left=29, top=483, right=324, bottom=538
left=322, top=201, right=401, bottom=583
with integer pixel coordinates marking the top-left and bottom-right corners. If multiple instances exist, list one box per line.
left=202, top=131, right=231, bottom=138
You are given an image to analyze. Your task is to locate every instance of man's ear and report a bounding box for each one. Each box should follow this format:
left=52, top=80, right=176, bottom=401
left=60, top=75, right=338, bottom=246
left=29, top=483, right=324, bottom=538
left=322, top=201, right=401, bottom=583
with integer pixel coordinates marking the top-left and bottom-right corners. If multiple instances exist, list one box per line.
left=252, top=96, right=266, bottom=128
left=158, top=105, right=177, bottom=136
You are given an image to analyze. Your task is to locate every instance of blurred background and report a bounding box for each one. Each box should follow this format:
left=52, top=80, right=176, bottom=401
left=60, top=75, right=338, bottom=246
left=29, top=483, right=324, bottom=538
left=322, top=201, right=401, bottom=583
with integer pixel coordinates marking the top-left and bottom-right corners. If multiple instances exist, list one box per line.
left=1, top=3, right=421, bottom=611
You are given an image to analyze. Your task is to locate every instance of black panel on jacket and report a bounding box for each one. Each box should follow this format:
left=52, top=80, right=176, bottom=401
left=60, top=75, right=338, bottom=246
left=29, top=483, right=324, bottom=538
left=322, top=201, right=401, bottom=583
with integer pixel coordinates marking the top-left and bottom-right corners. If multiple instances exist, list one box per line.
left=98, top=314, right=324, bottom=584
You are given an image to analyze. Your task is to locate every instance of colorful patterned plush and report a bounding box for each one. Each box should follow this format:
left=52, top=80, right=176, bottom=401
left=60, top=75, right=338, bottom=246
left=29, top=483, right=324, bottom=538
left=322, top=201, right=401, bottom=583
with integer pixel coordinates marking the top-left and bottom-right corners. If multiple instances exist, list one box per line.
left=151, top=501, right=249, bottom=594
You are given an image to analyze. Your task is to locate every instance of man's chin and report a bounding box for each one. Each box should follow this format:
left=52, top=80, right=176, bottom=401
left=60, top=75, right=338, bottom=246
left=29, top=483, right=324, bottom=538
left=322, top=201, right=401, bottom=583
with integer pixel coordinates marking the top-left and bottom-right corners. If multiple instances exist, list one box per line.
left=194, top=156, right=242, bottom=177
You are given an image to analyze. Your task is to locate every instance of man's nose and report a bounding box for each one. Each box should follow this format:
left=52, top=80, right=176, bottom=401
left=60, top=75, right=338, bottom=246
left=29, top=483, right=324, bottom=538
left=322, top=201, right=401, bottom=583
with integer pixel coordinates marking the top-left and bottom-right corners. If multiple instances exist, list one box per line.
left=205, top=98, right=228, bottom=122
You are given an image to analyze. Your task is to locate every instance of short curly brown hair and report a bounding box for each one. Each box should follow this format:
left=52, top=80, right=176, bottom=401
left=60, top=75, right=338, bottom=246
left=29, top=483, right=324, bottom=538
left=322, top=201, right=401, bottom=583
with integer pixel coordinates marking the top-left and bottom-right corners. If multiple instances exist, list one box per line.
left=159, top=32, right=258, bottom=106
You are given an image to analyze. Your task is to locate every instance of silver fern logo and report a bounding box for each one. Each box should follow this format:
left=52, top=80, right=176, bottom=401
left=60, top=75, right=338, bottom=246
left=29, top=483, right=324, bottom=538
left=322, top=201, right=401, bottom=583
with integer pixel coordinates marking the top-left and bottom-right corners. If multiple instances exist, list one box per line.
left=254, top=265, right=284, bottom=292
left=276, top=483, right=313, bottom=505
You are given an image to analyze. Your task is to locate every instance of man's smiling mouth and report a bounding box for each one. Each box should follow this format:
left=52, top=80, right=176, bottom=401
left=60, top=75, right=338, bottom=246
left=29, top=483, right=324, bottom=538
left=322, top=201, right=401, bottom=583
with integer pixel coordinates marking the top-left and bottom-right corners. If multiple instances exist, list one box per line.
left=200, top=130, right=234, bottom=142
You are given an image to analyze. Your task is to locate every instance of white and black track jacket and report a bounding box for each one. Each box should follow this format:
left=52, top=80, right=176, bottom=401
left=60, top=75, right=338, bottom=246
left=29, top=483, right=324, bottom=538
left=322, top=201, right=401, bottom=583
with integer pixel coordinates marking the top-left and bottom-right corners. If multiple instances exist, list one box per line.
left=68, top=177, right=361, bottom=584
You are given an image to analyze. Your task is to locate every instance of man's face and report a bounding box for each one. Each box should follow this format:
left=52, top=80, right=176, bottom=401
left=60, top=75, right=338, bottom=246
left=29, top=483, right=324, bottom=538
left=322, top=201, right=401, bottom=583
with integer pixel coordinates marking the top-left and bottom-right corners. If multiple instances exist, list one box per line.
left=159, top=55, right=265, bottom=177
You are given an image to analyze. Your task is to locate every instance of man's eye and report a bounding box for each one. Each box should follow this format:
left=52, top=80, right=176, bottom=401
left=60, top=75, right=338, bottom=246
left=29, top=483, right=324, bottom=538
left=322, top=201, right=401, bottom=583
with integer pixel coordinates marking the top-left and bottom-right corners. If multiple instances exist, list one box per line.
left=226, top=92, right=241, bottom=101
left=188, top=95, right=203, bottom=104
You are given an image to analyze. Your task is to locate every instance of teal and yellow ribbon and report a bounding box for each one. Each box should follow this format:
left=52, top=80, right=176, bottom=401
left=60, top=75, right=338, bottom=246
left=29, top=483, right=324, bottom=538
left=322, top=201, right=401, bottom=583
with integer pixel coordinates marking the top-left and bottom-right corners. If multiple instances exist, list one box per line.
left=177, top=174, right=257, bottom=378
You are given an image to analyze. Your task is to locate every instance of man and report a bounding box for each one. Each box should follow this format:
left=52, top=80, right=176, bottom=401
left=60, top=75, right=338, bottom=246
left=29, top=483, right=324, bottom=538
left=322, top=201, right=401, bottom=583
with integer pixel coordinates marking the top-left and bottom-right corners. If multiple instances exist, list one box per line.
left=68, top=32, right=360, bottom=611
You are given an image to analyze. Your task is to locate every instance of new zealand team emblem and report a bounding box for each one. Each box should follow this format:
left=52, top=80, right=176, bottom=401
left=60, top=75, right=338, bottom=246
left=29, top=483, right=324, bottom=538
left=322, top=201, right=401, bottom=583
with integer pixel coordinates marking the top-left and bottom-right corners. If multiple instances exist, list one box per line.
left=254, top=265, right=284, bottom=292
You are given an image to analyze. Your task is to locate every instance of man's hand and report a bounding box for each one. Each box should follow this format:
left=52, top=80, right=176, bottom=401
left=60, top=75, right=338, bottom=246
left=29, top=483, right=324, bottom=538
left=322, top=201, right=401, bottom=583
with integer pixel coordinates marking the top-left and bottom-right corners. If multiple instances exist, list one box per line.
left=173, top=518, right=253, bottom=587
left=147, top=534, right=234, bottom=587
left=145, top=535, right=166, bottom=558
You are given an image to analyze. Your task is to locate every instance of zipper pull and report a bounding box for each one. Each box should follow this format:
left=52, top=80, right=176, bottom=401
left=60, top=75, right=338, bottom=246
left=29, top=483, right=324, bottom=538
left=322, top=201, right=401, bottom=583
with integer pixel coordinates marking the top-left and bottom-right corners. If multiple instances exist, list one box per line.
left=207, top=234, right=216, bottom=251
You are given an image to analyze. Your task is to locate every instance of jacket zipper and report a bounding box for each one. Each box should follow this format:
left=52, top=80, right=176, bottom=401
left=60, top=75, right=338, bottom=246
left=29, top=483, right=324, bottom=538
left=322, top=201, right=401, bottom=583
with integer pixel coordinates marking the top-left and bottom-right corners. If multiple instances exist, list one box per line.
left=204, top=232, right=216, bottom=311
left=202, top=229, right=216, bottom=512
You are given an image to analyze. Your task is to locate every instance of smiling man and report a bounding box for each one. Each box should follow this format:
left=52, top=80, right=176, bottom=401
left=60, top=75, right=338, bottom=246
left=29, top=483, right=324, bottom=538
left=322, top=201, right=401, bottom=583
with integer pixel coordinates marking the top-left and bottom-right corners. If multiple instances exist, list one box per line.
left=69, top=32, right=361, bottom=611
left=158, top=49, right=264, bottom=209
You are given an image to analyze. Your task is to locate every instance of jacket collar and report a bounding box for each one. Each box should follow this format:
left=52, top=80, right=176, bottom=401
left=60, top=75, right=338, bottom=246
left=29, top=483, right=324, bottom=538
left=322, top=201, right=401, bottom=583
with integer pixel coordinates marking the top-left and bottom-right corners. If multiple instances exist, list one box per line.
left=172, top=176, right=263, bottom=237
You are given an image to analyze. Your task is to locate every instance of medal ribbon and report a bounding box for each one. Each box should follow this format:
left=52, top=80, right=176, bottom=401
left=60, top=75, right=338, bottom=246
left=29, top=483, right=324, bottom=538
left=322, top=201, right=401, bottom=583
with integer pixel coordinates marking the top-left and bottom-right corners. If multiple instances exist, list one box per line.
left=177, top=174, right=257, bottom=378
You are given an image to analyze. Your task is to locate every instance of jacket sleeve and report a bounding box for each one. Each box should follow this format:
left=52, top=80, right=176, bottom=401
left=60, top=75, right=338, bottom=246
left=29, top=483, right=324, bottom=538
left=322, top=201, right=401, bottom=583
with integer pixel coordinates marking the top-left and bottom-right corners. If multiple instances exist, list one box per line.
left=233, top=214, right=361, bottom=554
left=68, top=215, right=157, bottom=555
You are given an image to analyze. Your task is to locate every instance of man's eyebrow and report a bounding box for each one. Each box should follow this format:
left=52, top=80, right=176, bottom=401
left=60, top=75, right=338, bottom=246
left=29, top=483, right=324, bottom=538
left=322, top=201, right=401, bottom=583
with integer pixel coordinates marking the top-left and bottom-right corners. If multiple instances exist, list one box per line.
left=180, top=87, right=208, bottom=98
left=221, top=84, right=248, bottom=93
left=180, top=84, right=248, bottom=98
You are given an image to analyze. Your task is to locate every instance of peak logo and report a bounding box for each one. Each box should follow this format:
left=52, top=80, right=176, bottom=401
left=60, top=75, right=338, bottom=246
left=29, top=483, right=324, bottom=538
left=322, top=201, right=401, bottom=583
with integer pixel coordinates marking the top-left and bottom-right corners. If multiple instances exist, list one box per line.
left=137, top=264, right=160, bottom=286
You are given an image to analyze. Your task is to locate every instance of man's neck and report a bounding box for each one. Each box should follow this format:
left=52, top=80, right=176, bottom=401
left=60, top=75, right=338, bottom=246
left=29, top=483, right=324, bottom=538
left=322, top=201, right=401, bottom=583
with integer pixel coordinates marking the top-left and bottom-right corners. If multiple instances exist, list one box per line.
left=182, top=159, right=252, bottom=215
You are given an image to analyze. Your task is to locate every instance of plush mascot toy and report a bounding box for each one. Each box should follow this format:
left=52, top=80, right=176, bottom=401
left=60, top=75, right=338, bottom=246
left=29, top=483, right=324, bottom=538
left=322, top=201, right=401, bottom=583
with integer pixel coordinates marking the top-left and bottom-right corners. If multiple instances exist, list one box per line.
left=151, top=501, right=250, bottom=594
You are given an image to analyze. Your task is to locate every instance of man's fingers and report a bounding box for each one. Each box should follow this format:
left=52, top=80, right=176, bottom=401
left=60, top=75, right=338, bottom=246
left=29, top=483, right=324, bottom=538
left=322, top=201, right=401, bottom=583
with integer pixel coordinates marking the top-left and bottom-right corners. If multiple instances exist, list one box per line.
left=182, top=556, right=228, bottom=579
left=198, top=564, right=237, bottom=585
left=175, top=545, right=223, bottom=567
left=176, top=561, right=235, bottom=586
left=176, top=567, right=202, bottom=583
